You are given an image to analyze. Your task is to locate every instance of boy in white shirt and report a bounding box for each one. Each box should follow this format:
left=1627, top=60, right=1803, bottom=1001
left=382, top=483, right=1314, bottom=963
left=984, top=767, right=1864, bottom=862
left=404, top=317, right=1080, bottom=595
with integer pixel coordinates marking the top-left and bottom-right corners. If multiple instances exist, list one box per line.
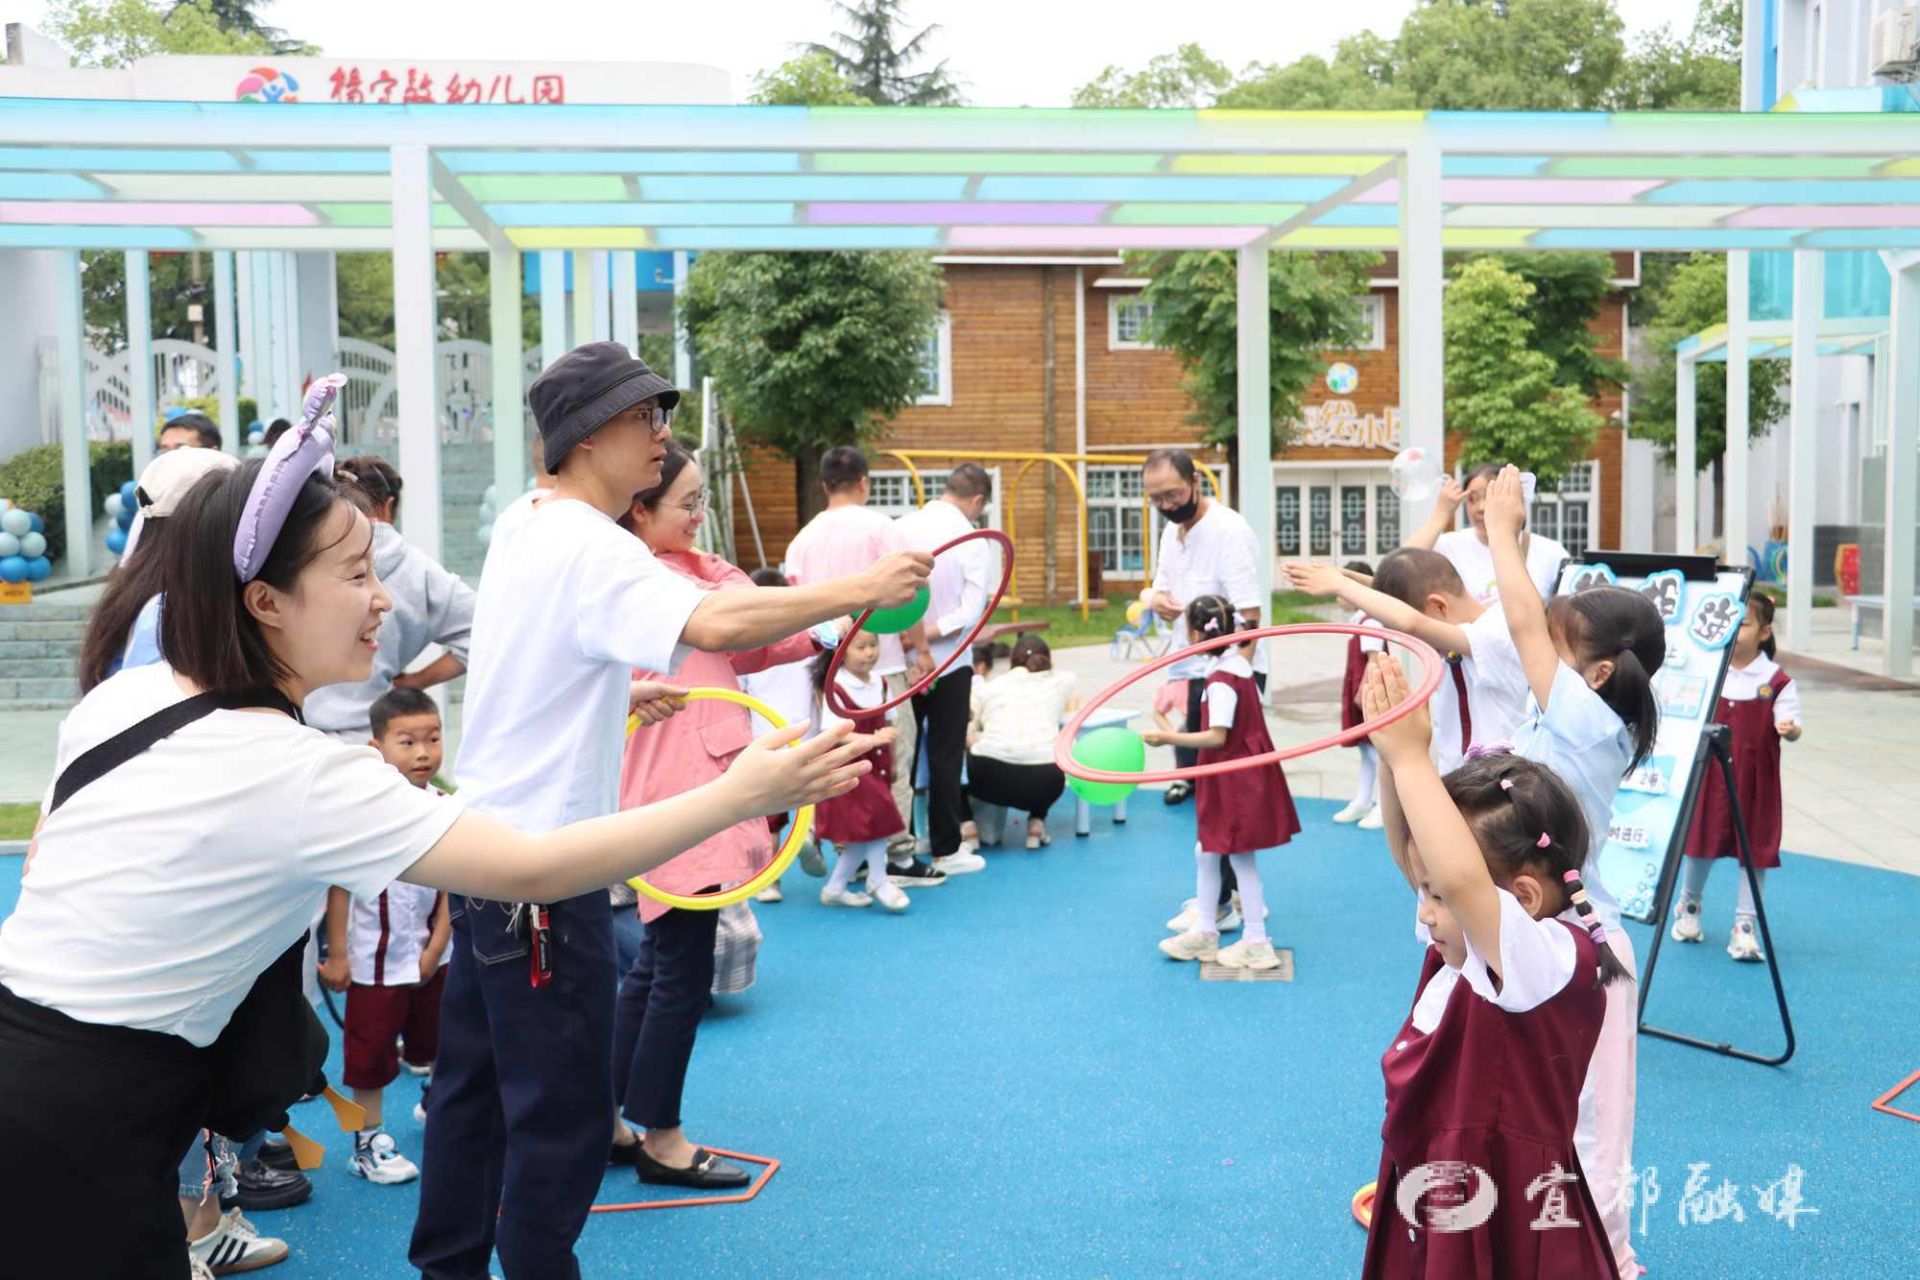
left=410, top=342, right=930, bottom=1280
left=1287, top=549, right=1532, bottom=773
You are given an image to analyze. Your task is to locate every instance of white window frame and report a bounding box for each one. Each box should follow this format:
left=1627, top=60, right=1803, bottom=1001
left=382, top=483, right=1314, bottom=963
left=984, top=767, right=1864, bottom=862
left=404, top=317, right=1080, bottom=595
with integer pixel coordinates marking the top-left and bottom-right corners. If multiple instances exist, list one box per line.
left=1088, top=463, right=1229, bottom=579
left=867, top=465, right=1002, bottom=530
left=1345, top=294, right=1386, bottom=351
left=1108, top=294, right=1158, bottom=351
left=915, top=311, right=952, bottom=407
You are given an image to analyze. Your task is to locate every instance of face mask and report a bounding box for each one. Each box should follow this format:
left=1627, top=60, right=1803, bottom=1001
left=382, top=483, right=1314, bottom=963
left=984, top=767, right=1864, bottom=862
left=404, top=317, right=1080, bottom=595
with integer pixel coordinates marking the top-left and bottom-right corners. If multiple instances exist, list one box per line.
left=1158, top=490, right=1200, bottom=526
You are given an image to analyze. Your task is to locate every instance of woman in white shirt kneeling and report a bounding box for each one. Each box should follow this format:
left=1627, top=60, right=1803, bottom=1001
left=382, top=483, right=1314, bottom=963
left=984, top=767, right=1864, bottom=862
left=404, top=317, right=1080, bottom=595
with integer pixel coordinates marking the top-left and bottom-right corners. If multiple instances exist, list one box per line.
left=966, top=634, right=1079, bottom=849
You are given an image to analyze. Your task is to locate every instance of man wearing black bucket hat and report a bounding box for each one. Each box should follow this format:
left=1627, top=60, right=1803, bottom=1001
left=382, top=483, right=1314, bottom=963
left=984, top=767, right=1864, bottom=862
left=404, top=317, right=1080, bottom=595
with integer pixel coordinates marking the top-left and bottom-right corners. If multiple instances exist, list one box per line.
left=411, top=343, right=930, bottom=1279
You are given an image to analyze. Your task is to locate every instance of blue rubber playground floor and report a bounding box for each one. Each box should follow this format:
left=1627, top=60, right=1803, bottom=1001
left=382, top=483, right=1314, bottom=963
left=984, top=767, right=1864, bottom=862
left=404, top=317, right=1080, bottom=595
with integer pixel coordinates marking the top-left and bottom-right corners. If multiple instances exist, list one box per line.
left=4, top=796, right=1915, bottom=1277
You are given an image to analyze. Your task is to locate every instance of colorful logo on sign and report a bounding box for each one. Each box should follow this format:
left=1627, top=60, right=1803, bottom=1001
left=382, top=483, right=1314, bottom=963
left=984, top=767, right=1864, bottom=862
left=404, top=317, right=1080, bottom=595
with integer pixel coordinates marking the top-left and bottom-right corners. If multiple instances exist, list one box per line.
left=235, top=66, right=300, bottom=103
left=1326, top=362, right=1359, bottom=395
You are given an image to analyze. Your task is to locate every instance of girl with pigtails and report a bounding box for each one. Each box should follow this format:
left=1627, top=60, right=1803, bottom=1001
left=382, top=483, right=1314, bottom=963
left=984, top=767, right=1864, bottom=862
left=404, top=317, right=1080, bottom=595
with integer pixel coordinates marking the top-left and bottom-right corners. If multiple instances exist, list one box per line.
left=1144, top=594, right=1300, bottom=971
left=1360, top=652, right=1627, bottom=1280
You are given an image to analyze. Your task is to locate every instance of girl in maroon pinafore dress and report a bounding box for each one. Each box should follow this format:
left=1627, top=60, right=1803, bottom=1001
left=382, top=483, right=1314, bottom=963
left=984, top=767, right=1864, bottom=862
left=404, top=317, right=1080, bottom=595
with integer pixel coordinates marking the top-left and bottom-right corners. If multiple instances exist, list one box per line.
left=1673, top=594, right=1802, bottom=961
left=1358, top=651, right=1630, bottom=1280
left=1148, top=596, right=1300, bottom=972
left=812, top=630, right=911, bottom=912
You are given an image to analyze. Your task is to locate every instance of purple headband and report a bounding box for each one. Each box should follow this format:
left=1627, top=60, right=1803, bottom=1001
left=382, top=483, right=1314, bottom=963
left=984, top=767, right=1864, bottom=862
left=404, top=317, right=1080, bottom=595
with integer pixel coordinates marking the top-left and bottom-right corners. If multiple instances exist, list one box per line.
left=234, top=374, right=346, bottom=583
left=1464, top=741, right=1514, bottom=760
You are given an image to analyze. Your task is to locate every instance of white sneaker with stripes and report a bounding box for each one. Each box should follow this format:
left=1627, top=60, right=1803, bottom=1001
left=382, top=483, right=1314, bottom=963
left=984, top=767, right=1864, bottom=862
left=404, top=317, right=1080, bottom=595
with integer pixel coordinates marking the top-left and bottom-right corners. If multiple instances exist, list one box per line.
left=188, top=1208, right=289, bottom=1275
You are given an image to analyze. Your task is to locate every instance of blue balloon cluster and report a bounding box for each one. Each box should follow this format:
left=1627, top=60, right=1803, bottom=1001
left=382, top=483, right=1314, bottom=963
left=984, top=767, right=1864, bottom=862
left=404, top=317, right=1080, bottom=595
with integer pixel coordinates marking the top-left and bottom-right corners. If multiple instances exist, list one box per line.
left=0, top=501, right=50, bottom=582
left=101, top=479, right=139, bottom=558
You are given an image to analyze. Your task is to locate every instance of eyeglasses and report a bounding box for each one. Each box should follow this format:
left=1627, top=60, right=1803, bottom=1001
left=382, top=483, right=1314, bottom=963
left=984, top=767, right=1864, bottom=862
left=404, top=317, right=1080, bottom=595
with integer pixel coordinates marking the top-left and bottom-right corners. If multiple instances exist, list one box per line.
left=1147, top=484, right=1194, bottom=509
left=670, top=489, right=710, bottom=518
left=629, top=404, right=675, bottom=431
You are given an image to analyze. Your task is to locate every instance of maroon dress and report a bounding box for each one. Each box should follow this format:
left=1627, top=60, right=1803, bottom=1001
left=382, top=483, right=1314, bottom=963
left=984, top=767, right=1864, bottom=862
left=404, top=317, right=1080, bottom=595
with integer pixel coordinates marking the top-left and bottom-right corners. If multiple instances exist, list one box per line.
left=1683, top=672, right=1790, bottom=869
left=815, top=683, right=905, bottom=847
left=1194, top=663, right=1301, bottom=854
left=1362, top=930, right=1614, bottom=1280
left=1340, top=634, right=1370, bottom=740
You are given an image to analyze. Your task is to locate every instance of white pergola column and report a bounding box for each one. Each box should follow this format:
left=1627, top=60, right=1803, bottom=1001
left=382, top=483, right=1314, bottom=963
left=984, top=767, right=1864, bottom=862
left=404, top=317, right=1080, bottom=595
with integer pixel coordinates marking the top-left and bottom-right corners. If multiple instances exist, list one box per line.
left=249, top=251, right=274, bottom=419
left=611, top=251, right=639, bottom=354
left=235, top=251, right=256, bottom=405
left=1884, top=258, right=1919, bottom=677
left=280, top=250, right=303, bottom=410
left=264, top=251, right=288, bottom=423
left=490, top=245, right=526, bottom=507
left=672, top=251, right=693, bottom=389
left=391, top=145, right=442, bottom=563
left=539, top=250, right=567, bottom=368
left=1725, top=250, right=1751, bottom=564
left=1675, top=353, right=1698, bottom=555
left=1236, top=245, right=1272, bottom=609
left=125, top=250, right=155, bottom=476
left=570, top=251, right=593, bottom=351
left=1785, top=250, right=1823, bottom=651
left=56, top=249, right=90, bottom=579
left=212, top=250, right=239, bottom=454
left=590, top=251, right=612, bottom=343
left=1398, top=146, right=1445, bottom=536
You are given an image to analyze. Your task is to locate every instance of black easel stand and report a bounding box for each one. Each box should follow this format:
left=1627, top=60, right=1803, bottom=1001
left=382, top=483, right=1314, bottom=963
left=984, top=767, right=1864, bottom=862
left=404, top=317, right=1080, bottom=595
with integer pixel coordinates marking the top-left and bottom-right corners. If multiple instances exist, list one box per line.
left=1636, top=724, right=1797, bottom=1066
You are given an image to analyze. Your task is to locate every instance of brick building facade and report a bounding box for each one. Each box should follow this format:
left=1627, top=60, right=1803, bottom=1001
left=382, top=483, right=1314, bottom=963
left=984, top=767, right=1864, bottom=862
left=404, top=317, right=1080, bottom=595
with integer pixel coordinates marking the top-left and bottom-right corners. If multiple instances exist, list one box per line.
left=727, top=253, right=1633, bottom=603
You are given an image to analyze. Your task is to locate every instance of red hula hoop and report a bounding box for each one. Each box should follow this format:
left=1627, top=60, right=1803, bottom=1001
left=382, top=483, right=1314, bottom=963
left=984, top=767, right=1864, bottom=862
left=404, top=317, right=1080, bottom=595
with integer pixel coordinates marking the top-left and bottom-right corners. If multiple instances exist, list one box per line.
left=824, top=527, right=1015, bottom=719
left=1054, top=622, right=1445, bottom=785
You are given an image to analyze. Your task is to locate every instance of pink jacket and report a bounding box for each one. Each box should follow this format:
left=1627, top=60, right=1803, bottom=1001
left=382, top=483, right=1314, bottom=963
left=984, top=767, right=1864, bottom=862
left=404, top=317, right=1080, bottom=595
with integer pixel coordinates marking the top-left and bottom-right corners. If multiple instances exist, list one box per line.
left=619, top=549, right=819, bottom=923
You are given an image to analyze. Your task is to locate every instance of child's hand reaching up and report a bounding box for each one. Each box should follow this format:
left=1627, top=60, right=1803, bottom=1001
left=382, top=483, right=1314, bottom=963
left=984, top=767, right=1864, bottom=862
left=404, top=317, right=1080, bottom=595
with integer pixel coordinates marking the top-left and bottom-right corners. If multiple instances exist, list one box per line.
left=1359, top=652, right=1432, bottom=767
left=1283, top=562, right=1348, bottom=597
left=1484, top=465, right=1528, bottom=543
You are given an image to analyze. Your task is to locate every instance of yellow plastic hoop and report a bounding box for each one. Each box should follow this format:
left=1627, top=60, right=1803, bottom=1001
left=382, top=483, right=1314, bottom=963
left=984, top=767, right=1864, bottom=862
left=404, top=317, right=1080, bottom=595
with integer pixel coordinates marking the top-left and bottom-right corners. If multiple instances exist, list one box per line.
left=623, top=687, right=815, bottom=911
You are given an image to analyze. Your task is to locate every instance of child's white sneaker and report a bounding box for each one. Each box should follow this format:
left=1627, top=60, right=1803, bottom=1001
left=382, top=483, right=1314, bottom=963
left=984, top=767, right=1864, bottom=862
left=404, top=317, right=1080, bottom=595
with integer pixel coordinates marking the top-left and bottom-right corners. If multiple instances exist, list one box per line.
left=349, top=1130, right=420, bottom=1185
left=1727, top=920, right=1765, bottom=962
left=871, top=882, right=910, bottom=913
left=188, top=1208, right=288, bottom=1275
left=1332, top=798, right=1372, bottom=823
left=1158, top=930, right=1220, bottom=962
left=1216, top=938, right=1282, bottom=970
left=819, top=885, right=872, bottom=909
left=753, top=881, right=784, bottom=903
left=1166, top=897, right=1248, bottom=933
left=1356, top=805, right=1385, bottom=830
left=1670, top=899, right=1704, bottom=943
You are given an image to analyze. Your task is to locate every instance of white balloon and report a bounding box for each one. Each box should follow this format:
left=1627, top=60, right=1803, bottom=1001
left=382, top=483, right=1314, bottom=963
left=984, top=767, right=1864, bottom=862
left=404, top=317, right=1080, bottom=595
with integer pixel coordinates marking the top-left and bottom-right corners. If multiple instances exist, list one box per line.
left=0, top=532, right=18, bottom=558
left=476, top=522, right=493, bottom=546
left=0, top=498, right=11, bottom=514
left=19, top=532, right=46, bottom=559
left=0, top=508, right=30, bottom=537
left=105, top=492, right=124, bottom=518
left=483, top=484, right=497, bottom=505
left=1388, top=448, right=1443, bottom=502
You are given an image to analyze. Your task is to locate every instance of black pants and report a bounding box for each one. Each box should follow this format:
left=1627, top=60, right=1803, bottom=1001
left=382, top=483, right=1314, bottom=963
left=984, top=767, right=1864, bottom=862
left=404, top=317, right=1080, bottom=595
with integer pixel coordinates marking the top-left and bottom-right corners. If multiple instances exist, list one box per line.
left=966, top=753, right=1066, bottom=822
left=0, top=981, right=209, bottom=1279
left=611, top=902, right=721, bottom=1132
left=912, top=665, right=973, bottom=858
left=1177, top=671, right=1268, bottom=904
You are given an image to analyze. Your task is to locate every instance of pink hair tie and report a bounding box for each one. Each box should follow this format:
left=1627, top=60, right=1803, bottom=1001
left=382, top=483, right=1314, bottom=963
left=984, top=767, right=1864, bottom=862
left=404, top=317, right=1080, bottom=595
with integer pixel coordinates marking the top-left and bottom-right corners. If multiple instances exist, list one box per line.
left=1499, top=778, right=1514, bottom=792
left=1536, top=832, right=1552, bottom=849
left=234, top=374, right=346, bottom=582
left=1202, top=617, right=1221, bottom=633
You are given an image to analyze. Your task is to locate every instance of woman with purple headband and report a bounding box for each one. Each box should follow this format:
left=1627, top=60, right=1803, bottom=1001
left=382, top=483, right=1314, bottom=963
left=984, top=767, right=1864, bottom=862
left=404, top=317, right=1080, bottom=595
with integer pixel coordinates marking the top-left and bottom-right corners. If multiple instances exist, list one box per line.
left=0, top=375, right=899, bottom=1278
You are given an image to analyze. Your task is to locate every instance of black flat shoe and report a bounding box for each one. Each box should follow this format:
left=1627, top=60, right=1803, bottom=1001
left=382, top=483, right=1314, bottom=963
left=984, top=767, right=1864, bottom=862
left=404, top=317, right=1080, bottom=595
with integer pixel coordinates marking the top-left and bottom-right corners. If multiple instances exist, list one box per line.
left=609, top=1137, right=641, bottom=1167
left=633, top=1146, right=751, bottom=1189
left=1163, top=781, right=1193, bottom=805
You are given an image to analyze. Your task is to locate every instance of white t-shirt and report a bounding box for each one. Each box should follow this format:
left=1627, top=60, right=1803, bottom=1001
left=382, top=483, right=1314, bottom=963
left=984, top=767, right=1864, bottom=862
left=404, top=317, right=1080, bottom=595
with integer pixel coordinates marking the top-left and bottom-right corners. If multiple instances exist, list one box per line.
left=740, top=658, right=820, bottom=740
left=894, top=499, right=995, bottom=671
left=971, top=667, right=1078, bottom=766
left=1721, top=654, right=1802, bottom=724
left=1408, top=890, right=1582, bottom=1034
left=785, top=503, right=909, bottom=677
left=484, top=487, right=550, bottom=574
left=455, top=497, right=703, bottom=833
left=1431, top=606, right=1534, bottom=774
left=1203, top=650, right=1255, bottom=732
left=822, top=669, right=894, bottom=732
left=1435, top=528, right=1571, bottom=606
left=1511, top=662, right=1635, bottom=927
left=0, top=663, right=462, bottom=1046
left=1150, top=502, right=1266, bottom=679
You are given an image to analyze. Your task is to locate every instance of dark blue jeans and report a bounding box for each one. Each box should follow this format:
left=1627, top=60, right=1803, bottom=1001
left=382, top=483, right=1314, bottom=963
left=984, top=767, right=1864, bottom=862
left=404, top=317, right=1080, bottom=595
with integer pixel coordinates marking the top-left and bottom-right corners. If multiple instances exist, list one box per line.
left=611, top=903, right=720, bottom=1132
left=409, top=893, right=614, bottom=1280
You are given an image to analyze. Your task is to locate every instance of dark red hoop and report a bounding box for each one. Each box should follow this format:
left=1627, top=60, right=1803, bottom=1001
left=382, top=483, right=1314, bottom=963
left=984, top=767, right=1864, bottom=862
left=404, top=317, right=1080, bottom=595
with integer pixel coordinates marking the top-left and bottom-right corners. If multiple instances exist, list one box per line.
left=1054, top=623, right=1446, bottom=785
left=824, top=527, right=1015, bottom=719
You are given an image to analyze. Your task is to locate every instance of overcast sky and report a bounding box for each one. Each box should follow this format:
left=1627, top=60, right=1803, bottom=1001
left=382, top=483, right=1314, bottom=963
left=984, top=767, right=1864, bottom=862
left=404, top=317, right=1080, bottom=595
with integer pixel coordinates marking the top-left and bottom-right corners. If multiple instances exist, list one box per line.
left=6, top=0, right=1692, bottom=106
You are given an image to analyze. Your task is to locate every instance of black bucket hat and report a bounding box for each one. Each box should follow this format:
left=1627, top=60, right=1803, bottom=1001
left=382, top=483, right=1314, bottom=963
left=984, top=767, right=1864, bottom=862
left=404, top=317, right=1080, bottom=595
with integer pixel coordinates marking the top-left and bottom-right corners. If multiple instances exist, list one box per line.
left=528, top=341, right=682, bottom=472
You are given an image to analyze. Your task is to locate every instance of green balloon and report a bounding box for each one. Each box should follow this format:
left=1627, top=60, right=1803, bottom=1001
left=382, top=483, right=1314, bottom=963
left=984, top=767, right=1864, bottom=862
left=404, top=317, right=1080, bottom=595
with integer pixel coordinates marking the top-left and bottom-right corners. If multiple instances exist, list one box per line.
left=1066, top=726, right=1146, bottom=805
left=865, top=586, right=930, bottom=635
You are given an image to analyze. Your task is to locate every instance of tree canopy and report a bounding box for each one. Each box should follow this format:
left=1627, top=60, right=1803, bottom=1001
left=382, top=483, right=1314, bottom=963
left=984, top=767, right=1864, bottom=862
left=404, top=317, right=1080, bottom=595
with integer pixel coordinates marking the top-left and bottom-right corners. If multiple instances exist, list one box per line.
left=802, top=0, right=960, bottom=106
left=43, top=0, right=297, bottom=68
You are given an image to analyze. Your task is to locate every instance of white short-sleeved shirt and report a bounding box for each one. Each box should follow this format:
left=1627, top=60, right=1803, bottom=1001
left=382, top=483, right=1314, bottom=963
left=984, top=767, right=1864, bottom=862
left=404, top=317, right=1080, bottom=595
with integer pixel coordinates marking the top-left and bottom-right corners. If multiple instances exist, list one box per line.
left=971, top=667, right=1078, bottom=766
left=1203, top=650, right=1255, bottom=731
left=823, top=669, right=894, bottom=732
left=1151, top=502, right=1267, bottom=679
left=894, top=499, right=996, bottom=671
left=1431, top=606, right=1535, bottom=774
left=348, top=881, right=444, bottom=988
left=1511, top=662, right=1634, bottom=926
left=740, top=658, right=821, bottom=740
left=483, top=488, right=549, bottom=573
left=1721, top=654, right=1802, bottom=724
left=1409, top=889, right=1582, bottom=1034
left=0, top=663, right=463, bottom=1046
left=785, top=504, right=909, bottom=677
left=455, top=497, right=703, bottom=833
left=1435, top=528, right=1571, bottom=606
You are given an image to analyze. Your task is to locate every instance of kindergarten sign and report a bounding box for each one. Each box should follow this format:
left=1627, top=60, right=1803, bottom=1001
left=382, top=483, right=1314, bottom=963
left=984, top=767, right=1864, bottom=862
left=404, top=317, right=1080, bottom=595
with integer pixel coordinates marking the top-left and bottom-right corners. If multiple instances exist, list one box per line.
left=1555, top=558, right=1753, bottom=923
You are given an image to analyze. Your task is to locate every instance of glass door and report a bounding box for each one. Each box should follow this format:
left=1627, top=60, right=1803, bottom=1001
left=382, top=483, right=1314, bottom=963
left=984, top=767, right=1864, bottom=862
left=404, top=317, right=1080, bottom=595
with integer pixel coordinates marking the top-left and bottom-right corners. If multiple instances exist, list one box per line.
left=1275, top=483, right=1302, bottom=556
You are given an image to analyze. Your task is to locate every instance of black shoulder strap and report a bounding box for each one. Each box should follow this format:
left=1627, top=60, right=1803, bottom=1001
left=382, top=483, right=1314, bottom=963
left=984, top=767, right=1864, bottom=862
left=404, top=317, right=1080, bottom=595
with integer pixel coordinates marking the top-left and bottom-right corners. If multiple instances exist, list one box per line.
left=49, top=686, right=300, bottom=815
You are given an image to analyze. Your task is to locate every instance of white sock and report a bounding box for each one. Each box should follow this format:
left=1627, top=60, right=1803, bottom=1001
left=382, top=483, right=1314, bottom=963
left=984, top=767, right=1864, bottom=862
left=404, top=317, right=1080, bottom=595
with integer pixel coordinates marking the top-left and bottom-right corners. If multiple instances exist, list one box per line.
left=1230, top=854, right=1267, bottom=945
left=1193, top=850, right=1223, bottom=935
left=862, top=840, right=891, bottom=892
left=1354, top=745, right=1379, bottom=809
left=355, top=1125, right=380, bottom=1148
left=826, top=848, right=863, bottom=895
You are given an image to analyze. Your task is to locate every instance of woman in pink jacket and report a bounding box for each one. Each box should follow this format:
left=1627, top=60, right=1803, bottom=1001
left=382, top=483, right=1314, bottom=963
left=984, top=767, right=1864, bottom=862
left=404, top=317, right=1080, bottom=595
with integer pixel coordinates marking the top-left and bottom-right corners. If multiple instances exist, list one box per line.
left=610, top=441, right=820, bottom=1191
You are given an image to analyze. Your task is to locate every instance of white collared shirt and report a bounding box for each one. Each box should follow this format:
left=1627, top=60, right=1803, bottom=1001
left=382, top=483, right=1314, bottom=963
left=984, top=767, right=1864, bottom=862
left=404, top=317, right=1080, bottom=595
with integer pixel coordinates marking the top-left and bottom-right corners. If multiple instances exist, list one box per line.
left=894, top=499, right=996, bottom=672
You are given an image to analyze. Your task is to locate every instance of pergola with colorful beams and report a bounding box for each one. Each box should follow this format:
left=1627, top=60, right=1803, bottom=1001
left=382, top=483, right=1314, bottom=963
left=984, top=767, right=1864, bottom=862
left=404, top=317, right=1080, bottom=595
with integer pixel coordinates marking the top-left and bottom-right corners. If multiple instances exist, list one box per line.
left=7, top=97, right=1920, bottom=672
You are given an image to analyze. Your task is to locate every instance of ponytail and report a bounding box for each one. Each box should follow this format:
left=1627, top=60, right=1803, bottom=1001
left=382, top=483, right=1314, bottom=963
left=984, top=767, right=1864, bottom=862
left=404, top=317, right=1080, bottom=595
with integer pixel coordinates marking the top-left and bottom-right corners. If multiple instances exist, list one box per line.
left=1554, top=586, right=1665, bottom=772
left=1608, top=646, right=1659, bottom=770
left=1749, top=592, right=1778, bottom=658
left=1561, top=867, right=1634, bottom=987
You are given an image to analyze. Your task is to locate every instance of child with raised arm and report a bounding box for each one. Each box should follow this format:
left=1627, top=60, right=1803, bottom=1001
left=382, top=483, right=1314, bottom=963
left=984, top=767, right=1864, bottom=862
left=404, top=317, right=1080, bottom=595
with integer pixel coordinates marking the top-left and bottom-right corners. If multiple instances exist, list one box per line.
left=1360, top=652, right=1627, bottom=1280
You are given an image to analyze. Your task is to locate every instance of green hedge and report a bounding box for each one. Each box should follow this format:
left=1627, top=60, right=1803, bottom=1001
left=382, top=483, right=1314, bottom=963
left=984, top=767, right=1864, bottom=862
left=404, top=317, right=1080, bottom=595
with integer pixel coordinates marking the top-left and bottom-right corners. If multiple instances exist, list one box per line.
left=0, top=440, right=133, bottom=566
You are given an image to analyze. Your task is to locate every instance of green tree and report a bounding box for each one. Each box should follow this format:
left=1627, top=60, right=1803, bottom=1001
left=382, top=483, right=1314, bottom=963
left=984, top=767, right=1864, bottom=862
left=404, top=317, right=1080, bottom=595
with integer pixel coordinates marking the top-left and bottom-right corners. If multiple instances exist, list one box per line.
left=1222, top=33, right=1407, bottom=110
left=804, top=0, right=960, bottom=106
left=750, top=50, right=870, bottom=106
left=43, top=0, right=276, bottom=67
left=1492, top=251, right=1626, bottom=396
left=1071, top=43, right=1232, bottom=109
left=1613, top=0, right=1742, bottom=110
left=1132, top=249, right=1381, bottom=452
left=1630, top=253, right=1789, bottom=533
left=1393, top=0, right=1626, bottom=110
left=1445, top=258, right=1603, bottom=488
left=334, top=252, right=541, bottom=351
left=178, top=0, right=309, bottom=51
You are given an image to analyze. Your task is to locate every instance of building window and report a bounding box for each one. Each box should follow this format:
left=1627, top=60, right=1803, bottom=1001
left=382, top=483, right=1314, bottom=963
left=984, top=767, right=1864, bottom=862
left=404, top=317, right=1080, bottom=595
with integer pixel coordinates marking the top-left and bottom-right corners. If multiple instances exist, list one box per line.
left=1089, top=463, right=1228, bottom=577
left=1374, top=484, right=1400, bottom=555
left=1529, top=461, right=1598, bottom=559
left=1108, top=295, right=1157, bottom=350
left=915, top=312, right=952, bottom=406
left=1340, top=486, right=1368, bottom=555
left=1339, top=294, right=1386, bottom=351
left=868, top=465, right=1001, bottom=528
